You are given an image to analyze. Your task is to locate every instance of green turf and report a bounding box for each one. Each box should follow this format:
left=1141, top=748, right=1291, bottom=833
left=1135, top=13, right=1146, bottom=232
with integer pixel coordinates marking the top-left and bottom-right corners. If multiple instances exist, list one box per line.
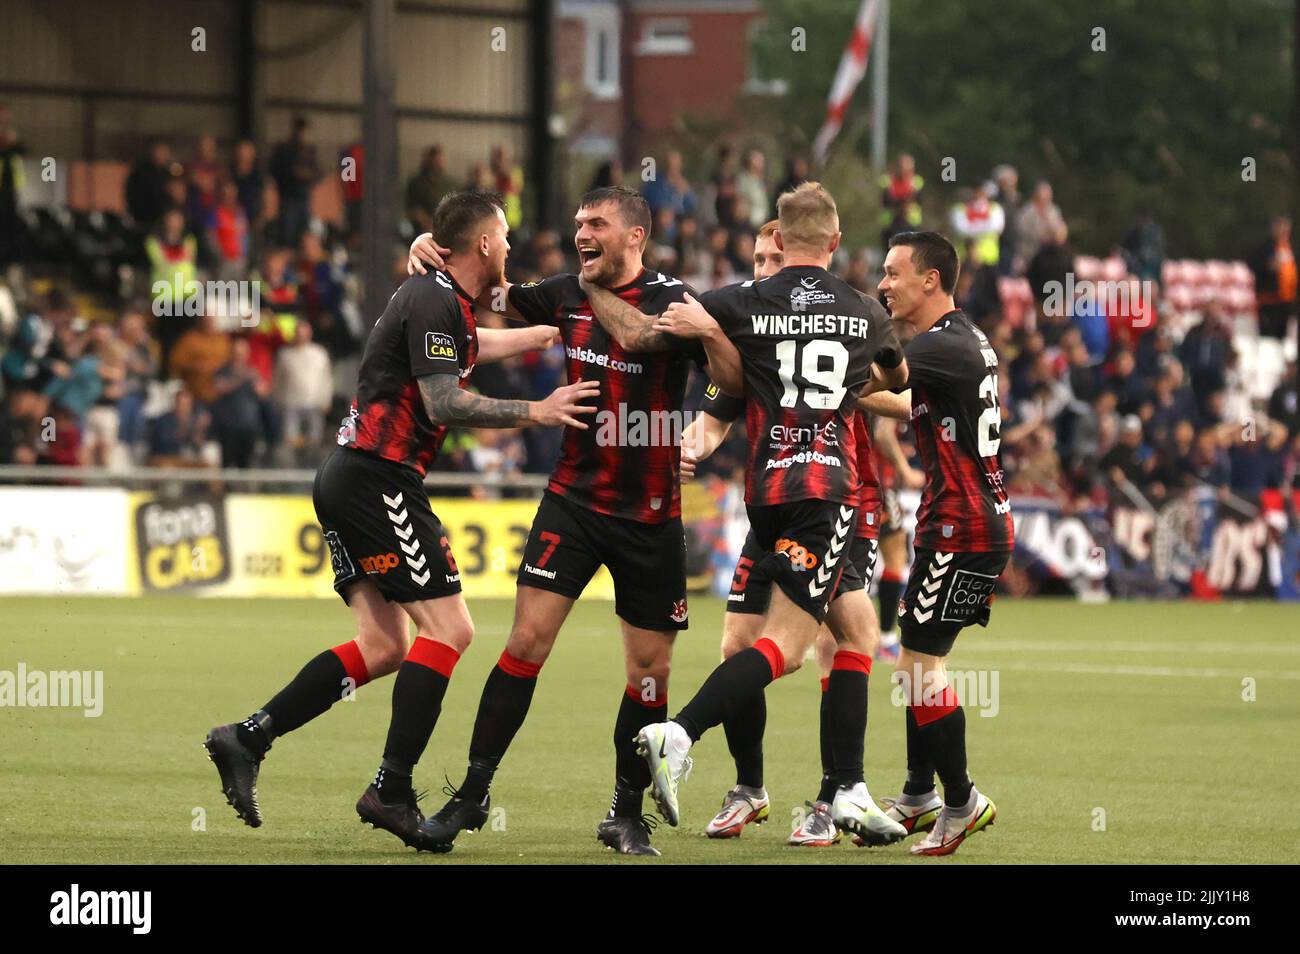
left=1, top=596, right=1296, bottom=864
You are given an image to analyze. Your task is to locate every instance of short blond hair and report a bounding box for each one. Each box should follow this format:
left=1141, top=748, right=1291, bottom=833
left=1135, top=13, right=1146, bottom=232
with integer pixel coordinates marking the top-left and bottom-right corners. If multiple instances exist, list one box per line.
left=775, top=182, right=838, bottom=252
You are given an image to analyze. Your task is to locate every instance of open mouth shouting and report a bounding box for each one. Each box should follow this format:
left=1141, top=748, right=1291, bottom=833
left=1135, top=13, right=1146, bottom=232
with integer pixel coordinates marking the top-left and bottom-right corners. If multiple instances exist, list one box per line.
left=578, top=243, right=605, bottom=271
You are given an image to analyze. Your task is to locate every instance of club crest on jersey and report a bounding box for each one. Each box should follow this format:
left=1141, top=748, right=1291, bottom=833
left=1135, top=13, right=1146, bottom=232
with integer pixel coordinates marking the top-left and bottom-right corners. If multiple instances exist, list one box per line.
left=790, top=277, right=836, bottom=312
left=426, top=332, right=457, bottom=361
left=775, top=538, right=818, bottom=571
left=670, top=598, right=688, bottom=623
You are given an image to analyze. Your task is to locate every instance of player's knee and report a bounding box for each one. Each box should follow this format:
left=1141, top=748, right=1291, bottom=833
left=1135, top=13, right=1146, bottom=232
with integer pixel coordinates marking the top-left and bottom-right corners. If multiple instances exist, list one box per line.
left=428, top=614, right=474, bottom=654
left=506, top=618, right=555, bottom=663
left=354, top=624, right=406, bottom=676
left=719, top=621, right=757, bottom=660
left=356, top=636, right=405, bottom=677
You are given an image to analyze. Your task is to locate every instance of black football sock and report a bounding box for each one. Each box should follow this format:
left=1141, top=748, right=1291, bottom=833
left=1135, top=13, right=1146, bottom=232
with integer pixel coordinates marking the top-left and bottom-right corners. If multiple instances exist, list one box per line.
left=250, top=640, right=372, bottom=752
left=611, top=685, right=666, bottom=818
left=913, top=686, right=972, bottom=808
left=816, top=677, right=836, bottom=803
left=461, top=650, right=542, bottom=801
left=903, top=704, right=937, bottom=796
left=378, top=637, right=460, bottom=795
left=674, top=640, right=784, bottom=742
left=825, top=650, right=871, bottom=793
left=723, top=686, right=767, bottom=790
left=373, top=761, right=413, bottom=805
left=878, top=571, right=903, bottom=632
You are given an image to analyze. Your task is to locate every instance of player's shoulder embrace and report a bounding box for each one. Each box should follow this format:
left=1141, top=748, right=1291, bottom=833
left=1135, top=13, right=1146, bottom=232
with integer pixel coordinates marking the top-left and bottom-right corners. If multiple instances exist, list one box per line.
left=402, top=268, right=457, bottom=301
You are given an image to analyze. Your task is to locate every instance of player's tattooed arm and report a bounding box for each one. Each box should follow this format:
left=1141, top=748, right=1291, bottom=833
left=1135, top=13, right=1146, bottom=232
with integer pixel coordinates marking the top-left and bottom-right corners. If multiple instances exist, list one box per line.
left=655, top=294, right=745, bottom=396
left=418, top=372, right=601, bottom=429
left=419, top=372, right=530, bottom=427
left=580, top=278, right=671, bottom=352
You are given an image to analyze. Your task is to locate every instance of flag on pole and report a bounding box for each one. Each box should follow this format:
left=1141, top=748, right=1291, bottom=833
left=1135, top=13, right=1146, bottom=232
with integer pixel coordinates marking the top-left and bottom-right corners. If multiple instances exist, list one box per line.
left=812, top=0, right=883, bottom=166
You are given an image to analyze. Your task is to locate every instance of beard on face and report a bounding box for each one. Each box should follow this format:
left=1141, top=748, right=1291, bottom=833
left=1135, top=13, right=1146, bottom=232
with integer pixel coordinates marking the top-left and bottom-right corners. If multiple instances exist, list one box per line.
left=579, top=237, right=629, bottom=288
left=487, top=245, right=507, bottom=288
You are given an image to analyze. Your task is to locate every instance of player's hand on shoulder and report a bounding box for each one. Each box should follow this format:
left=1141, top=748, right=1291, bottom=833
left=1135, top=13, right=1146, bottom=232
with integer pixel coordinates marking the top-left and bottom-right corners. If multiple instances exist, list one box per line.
left=532, top=378, right=601, bottom=429
left=654, top=292, right=717, bottom=339
left=407, top=232, right=450, bottom=275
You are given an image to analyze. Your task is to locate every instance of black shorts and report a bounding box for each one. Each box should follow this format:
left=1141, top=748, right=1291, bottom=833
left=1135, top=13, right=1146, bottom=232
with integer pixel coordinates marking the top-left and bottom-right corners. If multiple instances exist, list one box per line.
left=742, top=499, right=857, bottom=624
left=728, top=531, right=876, bottom=613
left=898, top=548, right=1010, bottom=657
left=516, top=491, right=689, bottom=631
left=878, top=486, right=906, bottom=539
left=836, top=536, right=879, bottom=594
left=313, top=448, right=462, bottom=604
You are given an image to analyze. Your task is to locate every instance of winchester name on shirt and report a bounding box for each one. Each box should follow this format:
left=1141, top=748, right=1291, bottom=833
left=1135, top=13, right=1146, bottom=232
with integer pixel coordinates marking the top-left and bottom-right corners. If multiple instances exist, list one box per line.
left=338, top=269, right=478, bottom=474
left=700, top=266, right=901, bottom=507
left=903, top=309, right=1014, bottom=552
left=508, top=269, right=703, bottom=524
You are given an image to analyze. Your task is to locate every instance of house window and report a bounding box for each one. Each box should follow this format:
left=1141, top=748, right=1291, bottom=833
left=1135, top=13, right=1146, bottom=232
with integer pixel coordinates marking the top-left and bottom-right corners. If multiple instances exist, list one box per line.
left=635, top=17, right=693, bottom=56
left=581, top=6, right=620, bottom=99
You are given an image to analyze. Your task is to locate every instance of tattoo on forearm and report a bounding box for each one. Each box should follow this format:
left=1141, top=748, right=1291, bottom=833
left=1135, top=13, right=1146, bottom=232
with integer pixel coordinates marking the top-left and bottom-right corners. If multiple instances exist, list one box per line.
left=586, top=285, right=668, bottom=352
left=419, top=374, right=529, bottom=427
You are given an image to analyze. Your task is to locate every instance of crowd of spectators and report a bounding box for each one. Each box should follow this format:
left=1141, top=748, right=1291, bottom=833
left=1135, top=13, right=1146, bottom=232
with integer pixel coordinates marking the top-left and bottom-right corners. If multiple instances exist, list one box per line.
left=2, top=106, right=1298, bottom=507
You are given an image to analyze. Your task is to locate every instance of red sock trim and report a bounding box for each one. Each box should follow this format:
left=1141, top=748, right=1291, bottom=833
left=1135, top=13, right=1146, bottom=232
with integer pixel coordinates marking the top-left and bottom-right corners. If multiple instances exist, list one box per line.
left=331, top=640, right=371, bottom=686
left=832, top=649, right=873, bottom=676
left=753, top=637, right=785, bottom=680
left=406, top=636, right=461, bottom=678
left=910, top=685, right=959, bottom=726
left=819, top=676, right=830, bottom=693
left=881, top=568, right=904, bottom=583
left=627, top=682, right=668, bottom=708
left=497, top=650, right=541, bottom=679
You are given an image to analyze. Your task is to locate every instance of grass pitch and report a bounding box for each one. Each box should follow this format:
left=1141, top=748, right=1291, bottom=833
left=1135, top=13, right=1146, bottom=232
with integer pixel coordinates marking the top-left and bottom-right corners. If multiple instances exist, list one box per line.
left=1, top=596, right=1296, bottom=864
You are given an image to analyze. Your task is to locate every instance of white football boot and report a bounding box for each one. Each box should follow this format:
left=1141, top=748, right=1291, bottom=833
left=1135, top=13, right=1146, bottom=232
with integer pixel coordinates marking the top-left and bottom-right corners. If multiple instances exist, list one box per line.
left=637, top=721, right=693, bottom=827
left=787, top=801, right=841, bottom=847
left=831, top=781, right=907, bottom=847
left=705, top=786, right=770, bottom=838
left=881, top=789, right=944, bottom=836
left=910, top=787, right=996, bottom=856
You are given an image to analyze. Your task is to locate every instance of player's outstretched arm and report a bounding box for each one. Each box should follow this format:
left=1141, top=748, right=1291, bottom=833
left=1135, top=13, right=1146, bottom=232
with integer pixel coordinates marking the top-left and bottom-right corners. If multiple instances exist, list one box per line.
left=654, top=294, right=744, bottom=397
left=859, top=389, right=912, bottom=421
left=679, top=412, right=734, bottom=480
left=418, top=372, right=600, bottom=429
left=580, top=277, right=670, bottom=352
left=476, top=325, right=560, bottom=364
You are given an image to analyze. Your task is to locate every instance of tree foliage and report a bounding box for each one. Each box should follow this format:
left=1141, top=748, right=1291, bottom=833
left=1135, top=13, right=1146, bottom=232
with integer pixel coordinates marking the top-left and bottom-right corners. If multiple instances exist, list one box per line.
left=750, top=0, right=1294, bottom=257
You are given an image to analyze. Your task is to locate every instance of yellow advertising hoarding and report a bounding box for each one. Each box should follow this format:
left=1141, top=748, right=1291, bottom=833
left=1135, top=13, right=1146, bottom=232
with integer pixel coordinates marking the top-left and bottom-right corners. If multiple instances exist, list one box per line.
left=129, top=493, right=614, bottom=600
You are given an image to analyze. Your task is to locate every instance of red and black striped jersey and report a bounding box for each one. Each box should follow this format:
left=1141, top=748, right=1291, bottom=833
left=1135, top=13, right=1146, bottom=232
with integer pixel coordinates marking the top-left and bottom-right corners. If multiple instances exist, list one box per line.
left=904, top=310, right=1014, bottom=552
left=852, top=413, right=881, bottom=540
left=508, top=269, right=702, bottom=524
left=699, top=266, right=902, bottom=507
left=702, top=382, right=880, bottom=538
left=337, top=269, right=478, bottom=475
